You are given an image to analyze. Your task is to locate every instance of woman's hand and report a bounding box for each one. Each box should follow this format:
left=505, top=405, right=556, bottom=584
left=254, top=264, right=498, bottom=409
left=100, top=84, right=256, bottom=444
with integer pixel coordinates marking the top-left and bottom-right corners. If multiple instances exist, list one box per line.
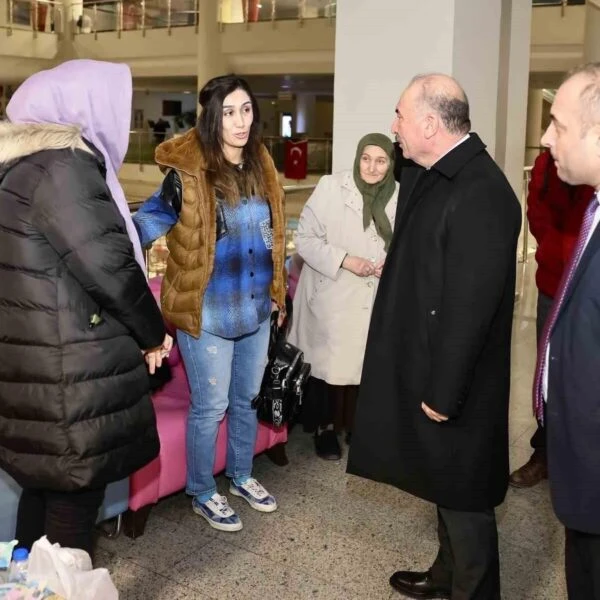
left=374, top=259, right=385, bottom=278
left=271, top=301, right=286, bottom=327
left=342, top=255, right=375, bottom=277
left=143, top=333, right=173, bottom=374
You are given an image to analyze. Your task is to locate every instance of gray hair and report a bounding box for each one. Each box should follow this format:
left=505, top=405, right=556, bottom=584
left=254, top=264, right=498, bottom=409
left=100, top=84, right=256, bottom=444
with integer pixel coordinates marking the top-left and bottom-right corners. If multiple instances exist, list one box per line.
left=409, top=73, right=471, bottom=135
left=566, top=63, right=600, bottom=134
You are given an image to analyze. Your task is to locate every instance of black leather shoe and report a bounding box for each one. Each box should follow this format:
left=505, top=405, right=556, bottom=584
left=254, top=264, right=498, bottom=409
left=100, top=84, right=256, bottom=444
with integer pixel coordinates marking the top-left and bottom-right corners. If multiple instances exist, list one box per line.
left=389, top=570, right=451, bottom=599
left=345, top=431, right=352, bottom=445
left=314, top=430, right=341, bottom=460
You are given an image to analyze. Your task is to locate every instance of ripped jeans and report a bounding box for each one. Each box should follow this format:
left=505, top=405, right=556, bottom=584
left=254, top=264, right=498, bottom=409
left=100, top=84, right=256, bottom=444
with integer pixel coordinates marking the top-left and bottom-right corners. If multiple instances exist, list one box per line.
left=176, top=319, right=270, bottom=501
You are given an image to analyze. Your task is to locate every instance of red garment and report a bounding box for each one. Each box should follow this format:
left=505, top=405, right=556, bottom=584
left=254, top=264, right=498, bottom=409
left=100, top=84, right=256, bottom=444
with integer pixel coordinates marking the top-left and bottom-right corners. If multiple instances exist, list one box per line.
left=526, top=150, right=595, bottom=299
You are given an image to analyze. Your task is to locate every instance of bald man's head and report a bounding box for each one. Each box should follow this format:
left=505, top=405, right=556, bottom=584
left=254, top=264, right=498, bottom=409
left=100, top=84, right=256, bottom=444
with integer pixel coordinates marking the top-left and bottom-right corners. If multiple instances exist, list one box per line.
left=391, top=73, right=471, bottom=167
left=408, top=73, right=471, bottom=135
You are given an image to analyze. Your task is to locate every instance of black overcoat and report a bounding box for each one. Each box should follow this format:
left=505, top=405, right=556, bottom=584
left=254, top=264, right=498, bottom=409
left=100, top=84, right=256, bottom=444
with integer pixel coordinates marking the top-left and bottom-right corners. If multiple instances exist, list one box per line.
left=347, top=134, right=522, bottom=510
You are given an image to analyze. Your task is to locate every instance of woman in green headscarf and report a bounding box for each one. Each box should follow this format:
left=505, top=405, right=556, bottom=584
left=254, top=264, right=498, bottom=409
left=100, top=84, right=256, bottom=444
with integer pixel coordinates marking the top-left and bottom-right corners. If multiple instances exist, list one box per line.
left=288, top=133, right=398, bottom=460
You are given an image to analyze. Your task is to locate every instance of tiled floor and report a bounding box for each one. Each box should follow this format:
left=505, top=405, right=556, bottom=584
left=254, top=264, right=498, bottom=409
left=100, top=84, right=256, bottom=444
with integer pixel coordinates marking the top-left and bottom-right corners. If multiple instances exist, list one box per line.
left=95, top=256, right=567, bottom=599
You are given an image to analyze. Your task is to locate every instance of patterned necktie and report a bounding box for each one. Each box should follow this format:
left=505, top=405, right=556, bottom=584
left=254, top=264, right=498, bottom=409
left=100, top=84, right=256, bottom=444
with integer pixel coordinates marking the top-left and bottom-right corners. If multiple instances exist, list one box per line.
left=532, top=194, right=599, bottom=422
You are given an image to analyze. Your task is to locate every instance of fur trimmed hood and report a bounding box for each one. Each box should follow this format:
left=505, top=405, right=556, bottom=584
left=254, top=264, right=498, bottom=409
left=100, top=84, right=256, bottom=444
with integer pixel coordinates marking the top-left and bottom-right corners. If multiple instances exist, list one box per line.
left=0, top=122, right=92, bottom=166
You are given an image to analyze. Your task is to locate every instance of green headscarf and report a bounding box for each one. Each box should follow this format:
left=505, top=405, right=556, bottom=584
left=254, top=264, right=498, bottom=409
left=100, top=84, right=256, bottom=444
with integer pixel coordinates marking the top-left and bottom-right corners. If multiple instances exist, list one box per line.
left=352, top=133, right=396, bottom=251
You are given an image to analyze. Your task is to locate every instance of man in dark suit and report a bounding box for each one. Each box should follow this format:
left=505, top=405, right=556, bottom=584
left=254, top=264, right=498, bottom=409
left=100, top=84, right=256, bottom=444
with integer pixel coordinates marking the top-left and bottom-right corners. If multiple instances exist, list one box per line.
left=347, top=74, right=521, bottom=600
left=536, top=63, right=600, bottom=599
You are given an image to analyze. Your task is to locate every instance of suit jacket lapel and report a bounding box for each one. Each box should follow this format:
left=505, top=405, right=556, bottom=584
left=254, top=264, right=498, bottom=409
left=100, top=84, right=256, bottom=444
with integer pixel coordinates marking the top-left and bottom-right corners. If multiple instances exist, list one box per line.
left=557, top=222, right=600, bottom=323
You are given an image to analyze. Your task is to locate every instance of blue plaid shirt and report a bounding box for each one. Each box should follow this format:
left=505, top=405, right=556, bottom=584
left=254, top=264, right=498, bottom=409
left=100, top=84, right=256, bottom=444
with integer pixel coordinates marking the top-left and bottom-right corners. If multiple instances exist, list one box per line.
left=201, top=195, right=273, bottom=339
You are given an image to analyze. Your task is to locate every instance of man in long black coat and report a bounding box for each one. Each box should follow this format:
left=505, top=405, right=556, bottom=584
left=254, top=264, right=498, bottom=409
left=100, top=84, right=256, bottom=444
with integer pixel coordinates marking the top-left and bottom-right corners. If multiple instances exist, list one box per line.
left=347, top=74, right=521, bottom=600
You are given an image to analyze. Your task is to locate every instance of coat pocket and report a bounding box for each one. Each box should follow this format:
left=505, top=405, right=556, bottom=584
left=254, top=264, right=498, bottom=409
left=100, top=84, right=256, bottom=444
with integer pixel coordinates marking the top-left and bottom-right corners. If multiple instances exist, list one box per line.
left=308, top=274, right=334, bottom=306
left=425, top=307, right=439, bottom=350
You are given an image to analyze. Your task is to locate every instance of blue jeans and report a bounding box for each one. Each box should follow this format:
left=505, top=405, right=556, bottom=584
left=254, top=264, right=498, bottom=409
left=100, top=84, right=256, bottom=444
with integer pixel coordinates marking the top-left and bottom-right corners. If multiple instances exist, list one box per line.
left=177, top=319, right=270, bottom=501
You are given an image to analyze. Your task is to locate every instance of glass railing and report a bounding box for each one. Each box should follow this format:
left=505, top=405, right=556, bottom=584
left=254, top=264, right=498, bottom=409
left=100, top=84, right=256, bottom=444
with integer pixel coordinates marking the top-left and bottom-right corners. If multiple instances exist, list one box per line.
left=71, top=0, right=198, bottom=36
left=218, top=0, right=335, bottom=25
left=1, top=0, right=63, bottom=35
left=125, top=130, right=157, bottom=164
left=125, top=130, right=333, bottom=174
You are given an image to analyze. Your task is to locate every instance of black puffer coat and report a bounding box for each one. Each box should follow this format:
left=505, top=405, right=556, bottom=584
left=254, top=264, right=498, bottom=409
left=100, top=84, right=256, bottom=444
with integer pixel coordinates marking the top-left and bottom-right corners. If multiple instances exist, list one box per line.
left=0, top=123, right=165, bottom=491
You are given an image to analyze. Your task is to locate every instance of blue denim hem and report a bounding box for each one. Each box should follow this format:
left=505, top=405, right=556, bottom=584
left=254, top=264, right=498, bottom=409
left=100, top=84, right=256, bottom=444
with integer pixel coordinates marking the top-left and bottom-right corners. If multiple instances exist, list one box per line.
left=188, top=487, right=217, bottom=503
left=231, top=475, right=251, bottom=486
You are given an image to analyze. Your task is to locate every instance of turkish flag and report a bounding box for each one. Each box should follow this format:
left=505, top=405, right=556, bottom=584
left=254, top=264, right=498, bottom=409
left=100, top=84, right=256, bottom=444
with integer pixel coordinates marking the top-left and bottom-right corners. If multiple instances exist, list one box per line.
left=284, top=139, right=308, bottom=180
left=244, top=0, right=260, bottom=22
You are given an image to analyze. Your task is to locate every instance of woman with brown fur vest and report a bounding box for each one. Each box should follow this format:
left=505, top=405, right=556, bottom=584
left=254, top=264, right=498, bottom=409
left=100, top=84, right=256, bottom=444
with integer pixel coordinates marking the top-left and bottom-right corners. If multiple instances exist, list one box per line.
left=155, top=75, right=286, bottom=532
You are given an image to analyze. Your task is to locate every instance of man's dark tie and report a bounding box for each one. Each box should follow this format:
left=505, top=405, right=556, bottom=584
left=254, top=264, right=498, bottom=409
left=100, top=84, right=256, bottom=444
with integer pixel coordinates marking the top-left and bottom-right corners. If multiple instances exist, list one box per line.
left=532, top=194, right=599, bottom=421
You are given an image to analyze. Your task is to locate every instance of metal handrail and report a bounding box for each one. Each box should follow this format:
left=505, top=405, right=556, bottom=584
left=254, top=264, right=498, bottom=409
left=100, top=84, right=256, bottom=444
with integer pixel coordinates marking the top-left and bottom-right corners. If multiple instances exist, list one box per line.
left=71, top=0, right=198, bottom=36
left=520, top=166, right=533, bottom=265
left=283, top=184, right=316, bottom=193
left=1, top=0, right=63, bottom=37
left=219, top=0, right=336, bottom=25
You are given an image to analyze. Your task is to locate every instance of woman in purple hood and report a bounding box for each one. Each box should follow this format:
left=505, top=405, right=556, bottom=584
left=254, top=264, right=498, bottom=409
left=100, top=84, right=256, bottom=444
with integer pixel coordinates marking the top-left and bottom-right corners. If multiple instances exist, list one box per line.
left=0, top=60, right=170, bottom=557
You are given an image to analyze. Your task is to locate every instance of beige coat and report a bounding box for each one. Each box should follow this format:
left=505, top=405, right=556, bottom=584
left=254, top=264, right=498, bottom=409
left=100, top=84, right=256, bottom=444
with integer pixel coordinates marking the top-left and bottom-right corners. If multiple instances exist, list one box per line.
left=288, top=171, right=398, bottom=385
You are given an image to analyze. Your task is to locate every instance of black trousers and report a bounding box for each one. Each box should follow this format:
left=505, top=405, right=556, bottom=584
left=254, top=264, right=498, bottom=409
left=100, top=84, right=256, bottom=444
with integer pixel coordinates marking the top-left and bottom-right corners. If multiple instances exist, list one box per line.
left=530, top=292, right=554, bottom=450
left=16, top=486, right=106, bottom=558
left=302, top=376, right=358, bottom=434
left=566, top=528, right=600, bottom=599
left=430, top=506, right=500, bottom=600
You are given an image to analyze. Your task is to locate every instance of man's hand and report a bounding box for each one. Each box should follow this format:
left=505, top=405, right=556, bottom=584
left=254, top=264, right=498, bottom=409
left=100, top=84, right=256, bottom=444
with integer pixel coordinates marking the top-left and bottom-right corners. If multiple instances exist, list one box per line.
left=342, top=255, right=375, bottom=277
left=421, top=402, right=449, bottom=423
left=374, top=259, right=385, bottom=278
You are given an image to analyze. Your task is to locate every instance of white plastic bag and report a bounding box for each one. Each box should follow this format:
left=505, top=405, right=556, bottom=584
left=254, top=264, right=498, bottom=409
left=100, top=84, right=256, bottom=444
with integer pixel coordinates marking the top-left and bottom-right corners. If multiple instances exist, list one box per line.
left=27, top=536, right=118, bottom=600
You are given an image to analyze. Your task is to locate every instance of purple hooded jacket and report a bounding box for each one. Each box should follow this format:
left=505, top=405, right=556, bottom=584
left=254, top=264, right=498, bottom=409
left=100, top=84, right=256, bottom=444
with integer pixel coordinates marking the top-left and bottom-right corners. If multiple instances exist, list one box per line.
left=6, top=59, right=145, bottom=269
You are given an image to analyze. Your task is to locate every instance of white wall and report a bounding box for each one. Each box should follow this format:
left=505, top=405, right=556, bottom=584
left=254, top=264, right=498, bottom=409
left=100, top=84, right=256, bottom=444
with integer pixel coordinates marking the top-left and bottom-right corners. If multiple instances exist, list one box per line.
left=132, top=90, right=197, bottom=132
left=496, top=0, right=532, bottom=198
left=257, top=97, right=332, bottom=138
left=452, top=0, right=502, bottom=156
left=584, top=0, right=600, bottom=61
left=332, top=0, right=530, bottom=179
left=332, top=0, right=455, bottom=173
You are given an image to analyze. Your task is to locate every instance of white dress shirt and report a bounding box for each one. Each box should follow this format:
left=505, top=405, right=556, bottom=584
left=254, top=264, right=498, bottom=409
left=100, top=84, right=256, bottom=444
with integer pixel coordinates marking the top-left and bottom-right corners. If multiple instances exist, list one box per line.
left=430, top=134, right=470, bottom=169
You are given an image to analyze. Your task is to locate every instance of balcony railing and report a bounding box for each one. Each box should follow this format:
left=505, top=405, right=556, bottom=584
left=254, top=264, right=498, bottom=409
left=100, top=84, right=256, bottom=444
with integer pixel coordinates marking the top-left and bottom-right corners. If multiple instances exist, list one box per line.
left=71, top=0, right=198, bottom=37
left=218, top=0, right=336, bottom=25
left=125, top=130, right=333, bottom=175
left=2, top=0, right=63, bottom=36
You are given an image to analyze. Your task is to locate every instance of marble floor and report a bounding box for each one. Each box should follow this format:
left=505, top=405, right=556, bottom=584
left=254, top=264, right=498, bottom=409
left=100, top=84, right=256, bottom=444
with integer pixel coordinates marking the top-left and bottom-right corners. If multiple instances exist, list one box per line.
left=95, top=255, right=566, bottom=599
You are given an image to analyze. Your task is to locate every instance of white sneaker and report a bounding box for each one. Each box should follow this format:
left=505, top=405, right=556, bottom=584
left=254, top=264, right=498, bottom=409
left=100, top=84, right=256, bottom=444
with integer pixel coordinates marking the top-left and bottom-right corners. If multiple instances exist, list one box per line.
left=192, top=494, right=243, bottom=531
left=229, top=478, right=278, bottom=513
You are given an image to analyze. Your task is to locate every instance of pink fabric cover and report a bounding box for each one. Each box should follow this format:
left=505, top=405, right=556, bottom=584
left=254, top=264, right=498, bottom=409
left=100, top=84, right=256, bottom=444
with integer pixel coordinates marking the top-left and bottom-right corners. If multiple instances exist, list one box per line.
left=286, top=253, right=304, bottom=301
left=128, top=277, right=288, bottom=512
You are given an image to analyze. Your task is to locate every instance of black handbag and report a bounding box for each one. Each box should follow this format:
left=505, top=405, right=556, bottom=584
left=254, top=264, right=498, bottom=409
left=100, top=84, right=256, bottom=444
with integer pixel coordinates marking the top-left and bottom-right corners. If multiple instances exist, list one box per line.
left=252, top=312, right=311, bottom=427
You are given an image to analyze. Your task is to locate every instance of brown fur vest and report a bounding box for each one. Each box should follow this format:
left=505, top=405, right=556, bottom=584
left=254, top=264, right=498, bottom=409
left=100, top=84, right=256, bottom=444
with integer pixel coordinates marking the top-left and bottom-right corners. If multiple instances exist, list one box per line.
left=155, top=128, right=286, bottom=337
